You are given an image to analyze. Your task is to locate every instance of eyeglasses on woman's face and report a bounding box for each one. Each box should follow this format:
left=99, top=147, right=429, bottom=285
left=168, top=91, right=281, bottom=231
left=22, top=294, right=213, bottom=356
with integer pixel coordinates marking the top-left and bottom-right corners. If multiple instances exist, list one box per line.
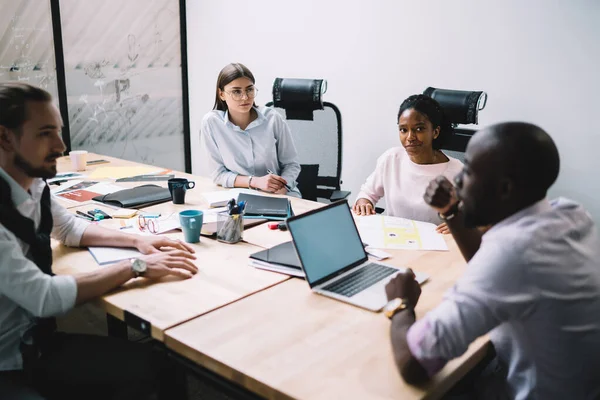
left=223, top=86, right=258, bottom=101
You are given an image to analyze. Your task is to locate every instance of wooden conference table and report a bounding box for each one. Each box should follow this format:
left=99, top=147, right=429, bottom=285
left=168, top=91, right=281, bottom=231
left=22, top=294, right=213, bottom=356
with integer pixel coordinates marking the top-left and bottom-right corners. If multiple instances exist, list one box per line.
left=52, top=153, right=489, bottom=399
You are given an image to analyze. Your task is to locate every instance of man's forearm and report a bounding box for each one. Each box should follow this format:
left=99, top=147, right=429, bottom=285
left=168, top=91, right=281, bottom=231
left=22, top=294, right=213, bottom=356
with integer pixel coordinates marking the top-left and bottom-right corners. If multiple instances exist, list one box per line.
left=79, top=224, right=139, bottom=249
left=74, top=260, right=133, bottom=305
left=390, top=310, right=429, bottom=384
left=446, top=210, right=483, bottom=262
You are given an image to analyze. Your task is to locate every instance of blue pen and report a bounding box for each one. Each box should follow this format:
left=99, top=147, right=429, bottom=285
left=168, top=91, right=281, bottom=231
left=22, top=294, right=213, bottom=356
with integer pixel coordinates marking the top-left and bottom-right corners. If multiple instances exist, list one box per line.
left=266, top=169, right=292, bottom=191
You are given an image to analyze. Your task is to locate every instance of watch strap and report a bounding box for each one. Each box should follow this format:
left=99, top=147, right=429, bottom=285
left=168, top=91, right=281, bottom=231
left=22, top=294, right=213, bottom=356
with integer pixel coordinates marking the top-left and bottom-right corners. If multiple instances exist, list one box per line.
left=438, top=202, right=459, bottom=221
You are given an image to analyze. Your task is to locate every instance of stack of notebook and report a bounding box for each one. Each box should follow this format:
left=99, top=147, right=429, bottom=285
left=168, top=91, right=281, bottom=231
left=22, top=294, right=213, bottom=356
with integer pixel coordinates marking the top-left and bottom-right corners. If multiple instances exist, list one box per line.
left=248, top=241, right=304, bottom=277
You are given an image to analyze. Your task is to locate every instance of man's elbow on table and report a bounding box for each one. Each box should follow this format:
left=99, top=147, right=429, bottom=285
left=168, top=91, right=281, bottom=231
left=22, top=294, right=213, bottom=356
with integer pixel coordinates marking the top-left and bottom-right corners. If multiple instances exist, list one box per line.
left=399, top=356, right=431, bottom=385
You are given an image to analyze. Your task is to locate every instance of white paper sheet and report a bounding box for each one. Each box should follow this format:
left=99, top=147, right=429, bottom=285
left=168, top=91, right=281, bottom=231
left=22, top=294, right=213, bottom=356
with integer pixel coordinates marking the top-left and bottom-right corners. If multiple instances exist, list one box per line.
left=87, top=221, right=181, bottom=266
left=356, top=215, right=448, bottom=251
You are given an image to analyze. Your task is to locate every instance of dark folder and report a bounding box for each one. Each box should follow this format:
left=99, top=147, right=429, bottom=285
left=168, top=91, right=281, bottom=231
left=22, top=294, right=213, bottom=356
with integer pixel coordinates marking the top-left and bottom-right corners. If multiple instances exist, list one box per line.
left=249, top=241, right=304, bottom=278
left=92, top=184, right=172, bottom=209
left=238, top=193, right=292, bottom=220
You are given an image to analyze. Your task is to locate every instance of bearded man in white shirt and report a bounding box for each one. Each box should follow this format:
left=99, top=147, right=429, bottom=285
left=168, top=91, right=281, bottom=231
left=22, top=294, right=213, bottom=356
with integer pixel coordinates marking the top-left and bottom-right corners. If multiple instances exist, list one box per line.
left=0, top=82, right=197, bottom=399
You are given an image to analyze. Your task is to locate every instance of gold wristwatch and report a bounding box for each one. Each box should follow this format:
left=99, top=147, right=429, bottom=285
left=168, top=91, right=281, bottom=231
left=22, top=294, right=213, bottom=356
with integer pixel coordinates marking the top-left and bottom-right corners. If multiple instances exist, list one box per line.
left=383, top=297, right=411, bottom=319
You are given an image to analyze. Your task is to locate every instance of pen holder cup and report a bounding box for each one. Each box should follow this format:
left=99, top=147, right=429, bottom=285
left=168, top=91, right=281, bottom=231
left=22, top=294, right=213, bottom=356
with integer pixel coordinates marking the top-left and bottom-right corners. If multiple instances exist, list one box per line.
left=216, top=211, right=244, bottom=244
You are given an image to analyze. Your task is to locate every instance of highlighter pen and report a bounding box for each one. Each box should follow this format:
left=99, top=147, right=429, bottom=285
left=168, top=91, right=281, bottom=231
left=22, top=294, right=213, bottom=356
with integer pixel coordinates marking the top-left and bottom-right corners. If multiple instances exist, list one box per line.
left=266, top=169, right=292, bottom=191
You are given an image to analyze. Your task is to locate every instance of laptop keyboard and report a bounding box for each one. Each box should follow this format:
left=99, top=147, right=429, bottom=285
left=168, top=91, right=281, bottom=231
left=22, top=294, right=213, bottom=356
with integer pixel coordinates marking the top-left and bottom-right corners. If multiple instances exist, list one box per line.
left=322, top=263, right=397, bottom=298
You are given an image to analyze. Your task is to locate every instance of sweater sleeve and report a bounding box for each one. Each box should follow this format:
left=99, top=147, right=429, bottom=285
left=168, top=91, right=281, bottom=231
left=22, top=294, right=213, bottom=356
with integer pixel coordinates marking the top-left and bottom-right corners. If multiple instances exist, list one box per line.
left=355, top=151, right=389, bottom=206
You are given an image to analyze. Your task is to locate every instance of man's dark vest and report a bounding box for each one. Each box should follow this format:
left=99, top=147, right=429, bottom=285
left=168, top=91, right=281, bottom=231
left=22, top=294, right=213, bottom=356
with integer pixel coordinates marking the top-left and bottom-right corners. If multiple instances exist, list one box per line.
left=0, top=176, right=56, bottom=349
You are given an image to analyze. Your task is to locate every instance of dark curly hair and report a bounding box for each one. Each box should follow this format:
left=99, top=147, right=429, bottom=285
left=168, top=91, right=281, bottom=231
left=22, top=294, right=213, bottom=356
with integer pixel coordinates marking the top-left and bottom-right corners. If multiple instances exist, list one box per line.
left=397, top=94, right=453, bottom=150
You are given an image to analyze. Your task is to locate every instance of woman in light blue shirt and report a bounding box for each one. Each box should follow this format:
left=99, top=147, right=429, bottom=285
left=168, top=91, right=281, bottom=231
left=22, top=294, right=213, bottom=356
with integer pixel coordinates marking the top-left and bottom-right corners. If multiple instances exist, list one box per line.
left=201, top=63, right=301, bottom=197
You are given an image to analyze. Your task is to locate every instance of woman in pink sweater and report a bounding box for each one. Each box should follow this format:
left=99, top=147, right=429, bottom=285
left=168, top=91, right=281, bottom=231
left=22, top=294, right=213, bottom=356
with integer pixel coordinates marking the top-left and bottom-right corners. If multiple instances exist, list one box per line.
left=353, top=95, right=463, bottom=233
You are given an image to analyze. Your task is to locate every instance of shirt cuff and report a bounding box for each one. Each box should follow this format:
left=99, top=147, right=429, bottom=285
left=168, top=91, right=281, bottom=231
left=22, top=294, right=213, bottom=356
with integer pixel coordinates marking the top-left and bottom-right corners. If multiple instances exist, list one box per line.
left=407, top=318, right=448, bottom=377
left=224, top=172, right=238, bottom=188
left=356, top=191, right=377, bottom=205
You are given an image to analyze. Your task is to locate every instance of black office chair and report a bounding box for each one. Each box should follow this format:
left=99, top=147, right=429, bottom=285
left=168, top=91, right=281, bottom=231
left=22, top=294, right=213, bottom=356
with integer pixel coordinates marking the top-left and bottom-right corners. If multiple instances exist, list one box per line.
left=423, top=87, right=488, bottom=161
left=266, top=78, right=350, bottom=202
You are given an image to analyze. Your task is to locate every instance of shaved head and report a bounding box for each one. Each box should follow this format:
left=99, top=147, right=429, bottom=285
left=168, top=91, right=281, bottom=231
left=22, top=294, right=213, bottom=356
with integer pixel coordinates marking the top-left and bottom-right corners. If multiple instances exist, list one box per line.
left=456, top=122, right=560, bottom=227
left=473, top=122, right=560, bottom=197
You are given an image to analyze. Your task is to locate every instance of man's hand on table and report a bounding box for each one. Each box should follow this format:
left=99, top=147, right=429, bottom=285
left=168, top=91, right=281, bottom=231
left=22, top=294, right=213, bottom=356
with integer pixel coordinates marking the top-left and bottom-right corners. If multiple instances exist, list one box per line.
left=385, top=269, right=422, bottom=307
left=134, top=235, right=196, bottom=255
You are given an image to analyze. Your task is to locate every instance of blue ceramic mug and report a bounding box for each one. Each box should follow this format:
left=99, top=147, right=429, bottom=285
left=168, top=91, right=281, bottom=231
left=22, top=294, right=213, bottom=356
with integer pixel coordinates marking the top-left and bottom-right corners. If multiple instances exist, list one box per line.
left=179, top=210, right=203, bottom=243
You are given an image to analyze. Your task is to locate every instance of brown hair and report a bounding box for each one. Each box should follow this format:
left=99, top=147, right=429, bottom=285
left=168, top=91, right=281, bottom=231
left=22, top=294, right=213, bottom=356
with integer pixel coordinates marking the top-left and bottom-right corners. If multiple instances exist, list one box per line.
left=0, top=82, right=52, bottom=133
left=213, top=63, right=256, bottom=111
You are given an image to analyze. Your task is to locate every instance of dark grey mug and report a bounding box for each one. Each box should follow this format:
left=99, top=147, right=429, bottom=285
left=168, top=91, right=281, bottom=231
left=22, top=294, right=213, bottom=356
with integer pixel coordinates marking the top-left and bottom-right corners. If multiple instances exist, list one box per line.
left=168, top=178, right=195, bottom=204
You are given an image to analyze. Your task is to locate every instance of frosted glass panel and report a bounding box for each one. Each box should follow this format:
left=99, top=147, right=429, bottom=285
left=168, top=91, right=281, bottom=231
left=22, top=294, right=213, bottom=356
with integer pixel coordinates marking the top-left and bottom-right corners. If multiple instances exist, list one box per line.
left=60, top=0, right=185, bottom=170
left=0, top=0, right=59, bottom=100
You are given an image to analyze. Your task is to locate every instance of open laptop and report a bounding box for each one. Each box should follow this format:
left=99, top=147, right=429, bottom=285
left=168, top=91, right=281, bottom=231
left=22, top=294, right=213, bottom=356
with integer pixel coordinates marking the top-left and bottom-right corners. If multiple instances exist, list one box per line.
left=286, top=201, right=428, bottom=311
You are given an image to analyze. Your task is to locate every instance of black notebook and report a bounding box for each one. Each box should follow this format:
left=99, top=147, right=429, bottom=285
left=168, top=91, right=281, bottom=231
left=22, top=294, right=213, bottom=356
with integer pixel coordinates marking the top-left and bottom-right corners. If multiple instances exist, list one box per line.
left=248, top=241, right=304, bottom=278
left=238, top=192, right=291, bottom=220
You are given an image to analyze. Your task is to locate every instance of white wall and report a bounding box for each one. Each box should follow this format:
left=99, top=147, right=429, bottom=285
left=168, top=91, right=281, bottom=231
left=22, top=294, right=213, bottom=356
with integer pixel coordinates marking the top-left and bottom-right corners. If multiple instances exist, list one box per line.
left=187, top=0, right=600, bottom=220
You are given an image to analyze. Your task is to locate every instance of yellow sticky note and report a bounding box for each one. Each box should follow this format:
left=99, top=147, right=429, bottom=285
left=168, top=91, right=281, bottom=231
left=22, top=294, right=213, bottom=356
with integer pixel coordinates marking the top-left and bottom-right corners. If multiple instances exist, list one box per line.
left=112, top=209, right=138, bottom=218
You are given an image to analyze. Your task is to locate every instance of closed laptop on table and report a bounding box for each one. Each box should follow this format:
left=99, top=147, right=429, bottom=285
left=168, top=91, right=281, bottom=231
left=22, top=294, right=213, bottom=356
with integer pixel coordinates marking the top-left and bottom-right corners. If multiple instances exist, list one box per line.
left=286, top=201, right=428, bottom=311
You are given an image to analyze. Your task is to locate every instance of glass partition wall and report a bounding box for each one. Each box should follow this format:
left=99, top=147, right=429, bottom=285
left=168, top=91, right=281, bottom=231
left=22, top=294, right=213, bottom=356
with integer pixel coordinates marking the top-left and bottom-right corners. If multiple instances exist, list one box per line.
left=0, top=0, right=190, bottom=172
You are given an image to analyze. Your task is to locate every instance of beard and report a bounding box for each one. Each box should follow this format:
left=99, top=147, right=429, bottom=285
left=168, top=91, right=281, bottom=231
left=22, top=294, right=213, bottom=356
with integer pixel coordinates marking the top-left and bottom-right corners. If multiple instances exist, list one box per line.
left=14, top=151, right=61, bottom=179
left=461, top=198, right=495, bottom=229
left=462, top=205, right=482, bottom=228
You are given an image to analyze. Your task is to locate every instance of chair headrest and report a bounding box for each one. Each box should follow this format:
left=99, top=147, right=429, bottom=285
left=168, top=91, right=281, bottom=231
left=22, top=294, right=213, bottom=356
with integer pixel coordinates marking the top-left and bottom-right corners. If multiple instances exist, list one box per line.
left=272, top=78, right=327, bottom=120
left=423, top=87, right=487, bottom=125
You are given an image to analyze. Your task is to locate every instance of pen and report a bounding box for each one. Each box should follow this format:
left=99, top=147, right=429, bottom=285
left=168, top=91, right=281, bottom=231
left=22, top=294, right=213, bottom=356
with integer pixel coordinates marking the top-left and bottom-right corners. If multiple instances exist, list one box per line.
left=75, top=211, right=94, bottom=221
left=266, top=169, right=292, bottom=191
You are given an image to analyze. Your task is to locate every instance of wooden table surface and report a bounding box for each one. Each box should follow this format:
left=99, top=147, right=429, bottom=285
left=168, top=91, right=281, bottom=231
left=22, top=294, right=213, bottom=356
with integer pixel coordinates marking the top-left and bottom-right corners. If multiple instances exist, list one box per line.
left=53, top=153, right=489, bottom=398
left=52, top=153, right=291, bottom=340
left=165, top=236, right=490, bottom=400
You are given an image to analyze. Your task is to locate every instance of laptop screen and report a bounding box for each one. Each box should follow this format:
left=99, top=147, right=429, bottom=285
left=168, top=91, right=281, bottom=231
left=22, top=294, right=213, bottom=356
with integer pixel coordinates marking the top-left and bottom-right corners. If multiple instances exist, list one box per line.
left=287, top=202, right=367, bottom=286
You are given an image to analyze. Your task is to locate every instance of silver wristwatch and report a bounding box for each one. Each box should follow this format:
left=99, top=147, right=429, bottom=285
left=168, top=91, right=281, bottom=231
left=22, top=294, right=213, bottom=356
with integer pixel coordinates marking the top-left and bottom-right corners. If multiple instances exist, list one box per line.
left=130, top=258, right=147, bottom=278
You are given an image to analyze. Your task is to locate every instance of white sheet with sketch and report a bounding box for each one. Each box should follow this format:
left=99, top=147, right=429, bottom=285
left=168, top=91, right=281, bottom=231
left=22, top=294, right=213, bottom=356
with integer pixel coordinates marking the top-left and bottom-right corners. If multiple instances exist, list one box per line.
left=355, top=215, right=448, bottom=251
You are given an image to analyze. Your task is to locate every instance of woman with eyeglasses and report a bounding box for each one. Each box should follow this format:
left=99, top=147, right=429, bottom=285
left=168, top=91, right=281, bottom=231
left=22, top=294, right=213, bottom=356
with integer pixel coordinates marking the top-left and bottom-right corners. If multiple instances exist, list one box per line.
left=201, top=63, right=301, bottom=196
left=352, top=94, right=463, bottom=234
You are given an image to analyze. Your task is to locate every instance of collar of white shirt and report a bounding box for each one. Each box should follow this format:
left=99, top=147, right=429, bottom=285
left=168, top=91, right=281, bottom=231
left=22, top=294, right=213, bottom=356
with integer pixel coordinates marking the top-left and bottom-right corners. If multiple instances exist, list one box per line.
left=222, top=106, right=268, bottom=132
left=0, top=167, right=45, bottom=208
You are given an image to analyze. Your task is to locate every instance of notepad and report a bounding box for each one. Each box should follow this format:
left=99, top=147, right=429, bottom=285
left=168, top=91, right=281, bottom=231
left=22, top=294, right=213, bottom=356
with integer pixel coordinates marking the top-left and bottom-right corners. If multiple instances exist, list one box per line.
left=111, top=208, right=138, bottom=218
left=88, top=246, right=142, bottom=265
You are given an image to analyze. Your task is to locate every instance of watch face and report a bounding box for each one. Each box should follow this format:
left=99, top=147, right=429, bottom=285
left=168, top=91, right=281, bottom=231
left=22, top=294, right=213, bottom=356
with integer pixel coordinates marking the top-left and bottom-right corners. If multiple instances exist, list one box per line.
left=132, top=259, right=147, bottom=273
left=384, top=298, right=402, bottom=313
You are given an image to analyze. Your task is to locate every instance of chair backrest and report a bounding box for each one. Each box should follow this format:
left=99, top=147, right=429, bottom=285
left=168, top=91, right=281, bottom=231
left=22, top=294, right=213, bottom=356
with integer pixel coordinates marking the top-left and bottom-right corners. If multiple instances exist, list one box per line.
left=440, top=127, right=473, bottom=162
left=423, top=87, right=488, bottom=161
left=266, top=101, right=343, bottom=199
